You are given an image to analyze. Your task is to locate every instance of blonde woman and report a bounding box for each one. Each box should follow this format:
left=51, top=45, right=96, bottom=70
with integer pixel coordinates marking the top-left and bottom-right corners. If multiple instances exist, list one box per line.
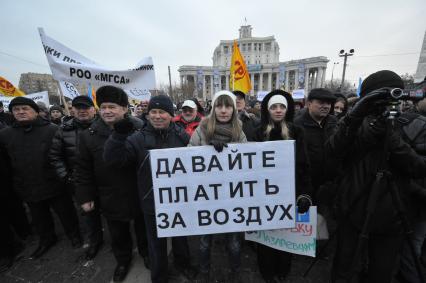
left=189, top=90, right=246, bottom=283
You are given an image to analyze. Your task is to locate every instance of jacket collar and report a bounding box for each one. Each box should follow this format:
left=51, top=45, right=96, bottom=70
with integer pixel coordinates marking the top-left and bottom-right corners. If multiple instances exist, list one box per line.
left=90, top=118, right=112, bottom=136
left=12, top=116, right=50, bottom=129
left=302, top=109, right=331, bottom=128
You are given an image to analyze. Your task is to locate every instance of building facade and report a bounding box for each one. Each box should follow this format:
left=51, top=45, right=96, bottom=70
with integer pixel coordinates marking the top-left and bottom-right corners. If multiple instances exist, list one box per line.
left=178, top=25, right=329, bottom=101
left=18, top=73, right=87, bottom=105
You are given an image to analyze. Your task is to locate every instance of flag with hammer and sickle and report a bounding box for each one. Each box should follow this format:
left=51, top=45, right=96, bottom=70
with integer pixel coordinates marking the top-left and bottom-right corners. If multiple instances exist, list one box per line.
left=0, top=76, right=25, bottom=97
left=230, top=40, right=251, bottom=94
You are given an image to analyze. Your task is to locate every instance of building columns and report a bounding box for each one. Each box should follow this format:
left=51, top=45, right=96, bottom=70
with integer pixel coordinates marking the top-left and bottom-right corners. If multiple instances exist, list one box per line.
left=285, top=71, right=289, bottom=91
left=294, top=70, right=299, bottom=89
left=202, top=75, right=206, bottom=100
left=226, top=73, right=230, bottom=90
left=321, top=67, right=326, bottom=87
left=210, top=75, right=214, bottom=97
left=315, top=69, right=318, bottom=88
left=267, top=72, right=272, bottom=91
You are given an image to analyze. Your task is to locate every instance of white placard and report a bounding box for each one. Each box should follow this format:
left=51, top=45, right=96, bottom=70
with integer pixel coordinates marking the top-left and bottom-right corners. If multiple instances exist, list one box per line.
left=59, top=81, right=81, bottom=99
left=245, top=206, right=317, bottom=257
left=256, top=91, right=269, bottom=101
left=150, top=141, right=296, bottom=237
left=292, top=89, right=305, bottom=100
left=0, top=91, right=49, bottom=110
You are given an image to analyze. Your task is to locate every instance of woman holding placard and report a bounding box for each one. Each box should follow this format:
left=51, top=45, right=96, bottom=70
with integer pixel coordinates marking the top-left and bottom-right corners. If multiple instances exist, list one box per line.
left=254, top=89, right=313, bottom=283
left=189, top=90, right=247, bottom=283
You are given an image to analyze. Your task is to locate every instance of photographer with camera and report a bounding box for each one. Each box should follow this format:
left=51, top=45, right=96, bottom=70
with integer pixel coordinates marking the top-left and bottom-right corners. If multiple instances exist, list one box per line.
left=327, top=70, right=426, bottom=283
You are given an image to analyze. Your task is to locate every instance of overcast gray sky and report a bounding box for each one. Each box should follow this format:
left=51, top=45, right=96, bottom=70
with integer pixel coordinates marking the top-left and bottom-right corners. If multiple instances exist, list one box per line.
left=1, top=0, right=425, bottom=89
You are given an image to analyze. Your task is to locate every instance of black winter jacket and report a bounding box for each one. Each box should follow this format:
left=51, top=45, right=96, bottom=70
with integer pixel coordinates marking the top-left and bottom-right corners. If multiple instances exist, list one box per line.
left=239, top=110, right=260, bottom=141
left=49, top=117, right=95, bottom=180
left=398, top=112, right=426, bottom=219
left=255, top=90, right=313, bottom=199
left=103, top=122, right=190, bottom=215
left=74, top=116, right=143, bottom=220
left=294, top=110, right=338, bottom=192
left=0, top=111, right=14, bottom=126
left=0, top=117, right=64, bottom=202
left=327, top=115, right=426, bottom=234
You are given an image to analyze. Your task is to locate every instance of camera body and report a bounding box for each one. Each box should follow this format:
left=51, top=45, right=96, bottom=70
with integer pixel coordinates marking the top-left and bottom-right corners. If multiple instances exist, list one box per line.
left=388, top=87, right=426, bottom=101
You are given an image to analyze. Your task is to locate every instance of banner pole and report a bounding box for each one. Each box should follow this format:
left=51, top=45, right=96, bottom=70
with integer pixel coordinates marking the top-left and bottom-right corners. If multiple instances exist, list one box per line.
left=57, top=84, right=70, bottom=116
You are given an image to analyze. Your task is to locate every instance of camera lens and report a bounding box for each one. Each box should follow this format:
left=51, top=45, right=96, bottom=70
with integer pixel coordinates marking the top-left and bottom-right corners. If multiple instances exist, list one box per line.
left=390, top=88, right=403, bottom=99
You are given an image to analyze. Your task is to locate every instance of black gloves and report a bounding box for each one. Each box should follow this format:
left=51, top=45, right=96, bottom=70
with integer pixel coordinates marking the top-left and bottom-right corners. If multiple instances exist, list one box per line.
left=349, top=90, right=388, bottom=120
left=365, top=116, right=387, bottom=138
left=210, top=140, right=228, bottom=152
left=114, top=118, right=134, bottom=135
left=297, top=194, right=312, bottom=214
left=62, top=174, right=73, bottom=186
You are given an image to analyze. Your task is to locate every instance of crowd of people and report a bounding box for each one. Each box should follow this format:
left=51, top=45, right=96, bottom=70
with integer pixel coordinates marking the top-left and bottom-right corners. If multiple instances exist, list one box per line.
left=0, top=69, right=426, bottom=283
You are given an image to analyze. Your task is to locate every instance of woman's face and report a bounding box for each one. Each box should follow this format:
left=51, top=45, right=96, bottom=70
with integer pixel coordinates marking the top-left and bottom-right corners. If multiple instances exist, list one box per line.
left=215, top=104, right=234, bottom=123
left=334, top=101, right=345, bottom=115
left=268, top=104, right=287, bottom=122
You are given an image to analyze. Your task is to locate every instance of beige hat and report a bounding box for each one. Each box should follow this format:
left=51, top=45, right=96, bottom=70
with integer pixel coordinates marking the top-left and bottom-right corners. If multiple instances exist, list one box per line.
left=211, top=90, right=236, bottom=109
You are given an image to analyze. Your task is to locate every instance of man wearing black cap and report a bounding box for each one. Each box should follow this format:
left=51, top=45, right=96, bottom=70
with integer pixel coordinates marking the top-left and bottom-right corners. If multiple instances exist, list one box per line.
left=74, top=86, right=148, bottom=282
left=294, top=88, right=338, bottom=198
left=49, top=95, right=101, bottom=259
left=327, top=70, right=426, bottom=282
left=0, top=97, right=82, bottom=259
left=104, top=94, right=195, bottom=283
left=233, top=90, right=259, bottom=141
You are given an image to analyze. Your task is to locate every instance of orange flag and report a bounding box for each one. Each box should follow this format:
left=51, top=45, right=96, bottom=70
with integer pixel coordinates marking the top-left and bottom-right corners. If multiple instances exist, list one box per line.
left=0, top=76, right=25, bottom=96
left=230, top=40, right=251, bottom=93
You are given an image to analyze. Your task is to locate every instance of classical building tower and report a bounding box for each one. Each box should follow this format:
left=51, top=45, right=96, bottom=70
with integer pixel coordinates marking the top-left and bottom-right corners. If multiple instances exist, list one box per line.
left=178, top=25, right=329, bottom=101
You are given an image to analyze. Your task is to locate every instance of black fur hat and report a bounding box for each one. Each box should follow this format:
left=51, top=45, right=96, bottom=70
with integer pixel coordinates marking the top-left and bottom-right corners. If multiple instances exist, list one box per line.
left=96, top=85, right=128, bottom=107
left=260, top=90, right=295, bottom=126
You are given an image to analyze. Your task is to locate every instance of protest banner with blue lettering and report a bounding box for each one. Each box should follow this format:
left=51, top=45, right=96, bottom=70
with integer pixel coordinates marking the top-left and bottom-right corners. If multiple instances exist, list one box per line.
left=149, top=141, right=296, bottom=238
left=245, top=206, right=317, bottom=257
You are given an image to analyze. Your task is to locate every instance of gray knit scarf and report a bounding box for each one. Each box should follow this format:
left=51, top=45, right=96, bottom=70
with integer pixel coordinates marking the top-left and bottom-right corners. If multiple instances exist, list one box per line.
left=201, top=119, right=235, bottom=143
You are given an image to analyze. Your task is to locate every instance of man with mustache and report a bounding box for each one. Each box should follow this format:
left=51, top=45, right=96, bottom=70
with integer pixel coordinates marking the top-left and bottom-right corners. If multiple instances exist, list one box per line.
left=74, top=86, right=148, bottom=282
left=294, top=88, right=338, bottom=198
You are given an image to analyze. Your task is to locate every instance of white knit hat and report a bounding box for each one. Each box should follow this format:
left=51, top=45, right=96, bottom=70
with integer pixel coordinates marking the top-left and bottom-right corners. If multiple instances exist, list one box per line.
left=267, top=95, right=288, bottom=110
left=211, top=90, right=236, bottom=109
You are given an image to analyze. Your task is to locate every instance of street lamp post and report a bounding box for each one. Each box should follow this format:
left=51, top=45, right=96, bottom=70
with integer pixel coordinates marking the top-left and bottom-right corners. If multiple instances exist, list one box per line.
left=331, top=62, right=339, bottom=82
left=339, top=49, right=355, bottom=89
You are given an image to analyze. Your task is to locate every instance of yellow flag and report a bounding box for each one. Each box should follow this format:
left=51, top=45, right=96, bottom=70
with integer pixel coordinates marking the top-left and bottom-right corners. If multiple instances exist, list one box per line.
left=230, top=40, right=251, bottom=93
left=0, top=76, right=25, bottom=96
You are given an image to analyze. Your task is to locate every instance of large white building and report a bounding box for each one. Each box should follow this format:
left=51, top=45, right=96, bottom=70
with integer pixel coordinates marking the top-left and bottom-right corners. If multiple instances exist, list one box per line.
left=178, top=25, right=329, bottom=100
